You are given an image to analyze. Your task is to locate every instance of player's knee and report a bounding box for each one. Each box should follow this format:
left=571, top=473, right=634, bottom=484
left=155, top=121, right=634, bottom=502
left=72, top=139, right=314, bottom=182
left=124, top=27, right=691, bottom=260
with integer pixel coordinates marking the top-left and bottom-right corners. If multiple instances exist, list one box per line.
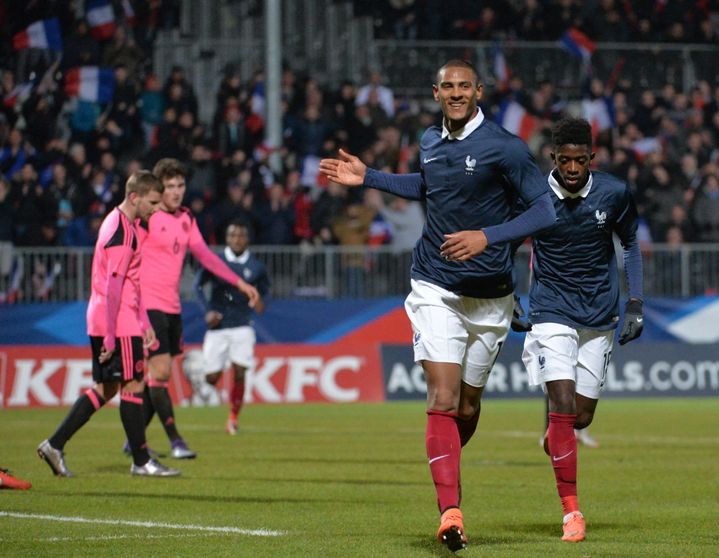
left=457, top=400, right=480, bottom=422
left=427, top=390, right=460, bottom=414
left=575, top=412, right=594, bottom=430
left=205, top=372, right=221, bottom=385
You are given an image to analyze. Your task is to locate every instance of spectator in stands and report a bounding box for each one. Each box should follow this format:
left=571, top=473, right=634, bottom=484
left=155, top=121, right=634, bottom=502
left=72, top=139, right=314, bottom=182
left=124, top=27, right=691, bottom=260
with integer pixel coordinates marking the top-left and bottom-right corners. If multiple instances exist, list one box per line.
left=162, top=65, right=198, bottom=119
left=139, top=73, right=164, bottom=148
left=310, top=180, right=349, bottom=245
left=331, top=199, right=376, bottom=297
left=253, top=183, right=296, bottom=245
left=356, top=71, right=395, bottom=119
left=0, top=177, right=14, bottom=280
left=691, top=173, right=719, bottom=242
left=186, top=142, right=218, bottom=202
left=103, top=26, right=145, bottom=80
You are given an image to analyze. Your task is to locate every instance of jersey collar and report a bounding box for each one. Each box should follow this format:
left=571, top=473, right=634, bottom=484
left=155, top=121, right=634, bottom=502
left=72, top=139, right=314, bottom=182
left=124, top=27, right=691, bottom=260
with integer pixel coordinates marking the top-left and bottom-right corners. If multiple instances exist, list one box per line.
left=224, top=246, right=250, bottom=264
left=441, top=108, right=484, bottom=141
left=548, top=170, right=593, bottom=199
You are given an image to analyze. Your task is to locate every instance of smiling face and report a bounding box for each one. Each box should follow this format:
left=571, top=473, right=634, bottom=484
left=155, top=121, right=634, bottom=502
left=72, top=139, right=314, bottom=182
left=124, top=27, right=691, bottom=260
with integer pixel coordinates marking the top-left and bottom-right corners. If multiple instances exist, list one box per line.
left=551, top=143, right=595, bottom=193
left=160, top=175, right=186, bottom=212
left=433, top=65, right=482, bottom=132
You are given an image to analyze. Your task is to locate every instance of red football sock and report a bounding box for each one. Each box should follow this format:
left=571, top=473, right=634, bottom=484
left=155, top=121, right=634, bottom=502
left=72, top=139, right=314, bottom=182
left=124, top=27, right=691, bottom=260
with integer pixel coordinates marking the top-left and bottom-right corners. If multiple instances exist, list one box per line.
left=230, top=380, right=245, bottom=417
left=548, top=412, right=579, bottom=515
left=456, top=409, right=480, bottom=447
left=426, top=409, right=461, bottom=513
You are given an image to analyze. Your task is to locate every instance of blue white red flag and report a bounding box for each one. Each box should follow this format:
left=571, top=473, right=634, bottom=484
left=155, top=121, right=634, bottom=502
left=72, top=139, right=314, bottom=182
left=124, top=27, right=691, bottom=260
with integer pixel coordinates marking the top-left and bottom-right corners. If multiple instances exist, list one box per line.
left=64, top=67, right=115, bottom=103
left=122, top=0, right=137, bottom=26
left=496, top=100, right=538, bottom=142
left=492, top=42, right=510, bottom=91
left=3, top=82, right=34, bottom=109
left=581, top=96, right=615, bottom=139
left=12, top=19, right=63, bottom=51
left=86, top=0, right=116, bottom=40
left=559, top=27, right=596, bottom=61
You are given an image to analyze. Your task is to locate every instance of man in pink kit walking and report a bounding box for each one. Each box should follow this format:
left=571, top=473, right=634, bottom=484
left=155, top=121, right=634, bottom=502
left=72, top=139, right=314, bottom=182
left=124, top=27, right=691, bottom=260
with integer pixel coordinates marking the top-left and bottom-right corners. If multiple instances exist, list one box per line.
left=133, top=158, right=258, bottom=459
left=38, top=170, right=180, bottom=477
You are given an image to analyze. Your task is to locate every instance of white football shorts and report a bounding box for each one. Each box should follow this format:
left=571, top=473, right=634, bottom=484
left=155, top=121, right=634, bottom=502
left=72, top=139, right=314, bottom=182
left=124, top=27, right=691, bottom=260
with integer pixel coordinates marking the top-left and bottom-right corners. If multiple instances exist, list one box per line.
left=404, top=279, right=512, bottom=388
left=522, top=322, right=614, bottom=400
left=202, top=325, right=256, bottom=373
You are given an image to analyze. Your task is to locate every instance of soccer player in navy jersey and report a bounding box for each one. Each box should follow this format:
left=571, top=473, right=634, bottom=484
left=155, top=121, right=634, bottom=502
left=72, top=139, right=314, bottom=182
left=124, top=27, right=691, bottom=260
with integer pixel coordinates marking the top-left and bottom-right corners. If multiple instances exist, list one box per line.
left=193, top=220, right=269, bottom=434
left=320, top=59, right=556, bottom=552
left=521, top=117, right=644, bottom=542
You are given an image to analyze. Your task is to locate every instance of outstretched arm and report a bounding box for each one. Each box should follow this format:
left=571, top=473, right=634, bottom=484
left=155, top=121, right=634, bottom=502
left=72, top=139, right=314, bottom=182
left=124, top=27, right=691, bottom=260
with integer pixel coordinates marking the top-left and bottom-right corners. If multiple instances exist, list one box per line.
left=319, top=148, right=367, bottom=186
left=320, top=148, right=424, bottom=200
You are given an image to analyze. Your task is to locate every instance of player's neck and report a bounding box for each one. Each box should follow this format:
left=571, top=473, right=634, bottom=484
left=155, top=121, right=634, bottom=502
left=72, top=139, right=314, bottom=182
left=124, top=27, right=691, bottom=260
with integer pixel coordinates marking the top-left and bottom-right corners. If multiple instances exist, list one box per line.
left=117, top=200, right=136, bottom=222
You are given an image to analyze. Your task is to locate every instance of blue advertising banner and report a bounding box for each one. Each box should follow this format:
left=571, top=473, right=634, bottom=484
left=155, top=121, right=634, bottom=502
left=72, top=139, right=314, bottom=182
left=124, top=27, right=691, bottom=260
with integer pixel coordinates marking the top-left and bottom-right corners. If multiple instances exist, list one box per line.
left=381, top=342, right=719, bottom=399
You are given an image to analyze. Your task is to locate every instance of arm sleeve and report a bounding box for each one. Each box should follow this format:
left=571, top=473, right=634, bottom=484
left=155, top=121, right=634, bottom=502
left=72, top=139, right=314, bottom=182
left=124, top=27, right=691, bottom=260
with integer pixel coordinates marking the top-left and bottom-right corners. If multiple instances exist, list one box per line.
left=192, top=268, right=210, bottom=311
left=364, top=168, right=424, bottom=200
left=484, top=193, right=556, bottom=245
left=615, top=187, right=644, bottom=300
left=138, top=292, right=152, bottom=332
left=103, top=245, right=133, bottom=348
left=483, top=137, right=556, bottom=245
left=187, top=221, right=242, bottom=286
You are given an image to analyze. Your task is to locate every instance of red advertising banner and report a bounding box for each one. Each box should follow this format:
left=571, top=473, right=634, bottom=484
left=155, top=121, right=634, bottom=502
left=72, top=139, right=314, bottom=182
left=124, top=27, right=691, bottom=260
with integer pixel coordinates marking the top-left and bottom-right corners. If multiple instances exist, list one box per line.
left=0, top=344, right=385, bottom=408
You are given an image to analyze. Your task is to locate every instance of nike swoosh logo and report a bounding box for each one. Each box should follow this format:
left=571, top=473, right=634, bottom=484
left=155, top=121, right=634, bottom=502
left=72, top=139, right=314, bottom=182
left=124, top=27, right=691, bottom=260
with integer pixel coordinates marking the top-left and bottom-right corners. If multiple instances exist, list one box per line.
left=552, top=450, right=574, bottom=462
left=423, top=157, right=438, bottom=164
left=428, top=454, right=450, bottom=465
left=636, top=317, right=643, bottom=323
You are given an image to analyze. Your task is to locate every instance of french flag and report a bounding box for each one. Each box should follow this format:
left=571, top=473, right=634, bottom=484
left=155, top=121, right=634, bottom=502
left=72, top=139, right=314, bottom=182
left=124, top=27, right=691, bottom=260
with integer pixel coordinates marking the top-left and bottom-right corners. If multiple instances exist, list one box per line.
left=122, top=0, right=137, bottom=27
left=12, top=18, right=63, bottom=51
left=86, top=0, right=116, bottom=40
left=65, top=67, right=115, bottom=103
left=492, top=42, right=510, bottom=91
left=582, top=97, right=615, bottom=139
left=3, top=81, right=34, bottom=109
left=496, top=100, right=538, bottom=142
left=559, top=27, right=596, bottom=61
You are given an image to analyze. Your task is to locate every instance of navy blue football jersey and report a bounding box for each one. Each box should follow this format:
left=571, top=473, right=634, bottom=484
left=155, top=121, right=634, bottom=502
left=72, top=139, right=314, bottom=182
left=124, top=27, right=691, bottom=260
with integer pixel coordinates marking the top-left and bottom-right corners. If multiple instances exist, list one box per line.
left=365, top=111, right=551, bottom=298
left=528, top=170, right=641, bottom=330
left=193, top=248, right=269, bottom=329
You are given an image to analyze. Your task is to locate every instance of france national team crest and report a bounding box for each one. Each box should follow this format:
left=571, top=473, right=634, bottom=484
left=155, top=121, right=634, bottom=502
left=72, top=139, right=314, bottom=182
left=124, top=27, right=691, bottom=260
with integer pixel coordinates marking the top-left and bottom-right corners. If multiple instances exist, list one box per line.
left=243, top=268, right=252, bottom=280
left=538, top=355, right=546, bottom=370
left=465, top=155, right=476, bottom=174
left=413, top=331, right=421, bottom=346
left=595, top=209, right=607, bottom=229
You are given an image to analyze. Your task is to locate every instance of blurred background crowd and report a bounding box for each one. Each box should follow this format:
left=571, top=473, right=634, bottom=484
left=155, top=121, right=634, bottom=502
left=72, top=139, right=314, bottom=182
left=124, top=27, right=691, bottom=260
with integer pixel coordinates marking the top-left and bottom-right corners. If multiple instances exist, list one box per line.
left=1, top=0, right=718, bottom=268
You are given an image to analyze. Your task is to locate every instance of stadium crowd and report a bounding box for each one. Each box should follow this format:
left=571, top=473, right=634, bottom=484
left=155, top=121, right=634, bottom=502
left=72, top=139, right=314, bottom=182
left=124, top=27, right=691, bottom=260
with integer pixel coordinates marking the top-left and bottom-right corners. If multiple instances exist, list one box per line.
left=1, top=0, right=718, bottom=273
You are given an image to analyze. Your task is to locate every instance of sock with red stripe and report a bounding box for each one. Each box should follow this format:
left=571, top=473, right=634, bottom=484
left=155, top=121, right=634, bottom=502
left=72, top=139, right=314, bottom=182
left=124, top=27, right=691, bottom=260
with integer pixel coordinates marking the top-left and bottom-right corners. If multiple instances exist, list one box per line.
left=426, top=409, right=461, bottom=513
left=49, top=389, right=106, bottom=450
left=548, top=412, right=579, bottom=515
left=148, top=383, right=180, bottom=441
left=142, top=383, right=155, bottom=427
left=456, top=409, right=480, bottom=447
left=121, top=391, right=151, bottom=466
left=230, top=379, right=245, bottom=418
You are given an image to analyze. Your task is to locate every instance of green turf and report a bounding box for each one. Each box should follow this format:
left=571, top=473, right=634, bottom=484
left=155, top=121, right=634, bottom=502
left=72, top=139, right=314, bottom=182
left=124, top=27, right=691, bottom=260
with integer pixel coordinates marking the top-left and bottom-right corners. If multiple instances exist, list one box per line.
left=1, top=398, right=717, bottom=557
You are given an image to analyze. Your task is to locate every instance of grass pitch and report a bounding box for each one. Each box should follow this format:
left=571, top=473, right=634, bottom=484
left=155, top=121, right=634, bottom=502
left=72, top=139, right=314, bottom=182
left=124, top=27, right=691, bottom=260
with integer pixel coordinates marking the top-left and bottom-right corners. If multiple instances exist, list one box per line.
left=1, top=398, right=717, bottom=557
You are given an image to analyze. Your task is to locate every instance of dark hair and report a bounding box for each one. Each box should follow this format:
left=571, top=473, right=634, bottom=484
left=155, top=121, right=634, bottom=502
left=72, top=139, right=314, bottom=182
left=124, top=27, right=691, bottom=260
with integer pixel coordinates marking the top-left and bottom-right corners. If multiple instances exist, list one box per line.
left=436, top=59, right=480, bottom=85
left=552, top=117, right=592, bottom=149
left=125, top=170, right=163, bottom=197
left=152, top=158, right=187, bottom=182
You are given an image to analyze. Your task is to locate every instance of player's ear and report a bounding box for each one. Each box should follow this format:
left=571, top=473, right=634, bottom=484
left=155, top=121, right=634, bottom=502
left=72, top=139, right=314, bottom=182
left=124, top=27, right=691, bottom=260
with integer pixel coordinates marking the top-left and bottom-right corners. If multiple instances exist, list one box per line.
left=590, top=151, right=596, bottom=161
left=550, top=151, right=556, bottom=163
left=475, top=83, right=483, bottom=101
left=432, top=84, right=439, bottom=102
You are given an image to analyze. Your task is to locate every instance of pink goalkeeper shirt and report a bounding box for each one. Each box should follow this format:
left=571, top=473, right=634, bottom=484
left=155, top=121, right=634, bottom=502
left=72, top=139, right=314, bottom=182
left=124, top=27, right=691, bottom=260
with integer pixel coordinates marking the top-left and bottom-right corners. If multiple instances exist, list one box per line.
left=86, top=208, right=144, bottom=337
left=138, top=207, right=241, bottom=314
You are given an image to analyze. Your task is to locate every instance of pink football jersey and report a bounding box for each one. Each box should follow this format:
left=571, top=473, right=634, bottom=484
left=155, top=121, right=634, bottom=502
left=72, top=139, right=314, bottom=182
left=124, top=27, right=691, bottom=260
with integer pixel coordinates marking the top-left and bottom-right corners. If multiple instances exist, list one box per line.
left=86, top=208, right=144, bottom=336
left=139, top=207, right=241, bottom=313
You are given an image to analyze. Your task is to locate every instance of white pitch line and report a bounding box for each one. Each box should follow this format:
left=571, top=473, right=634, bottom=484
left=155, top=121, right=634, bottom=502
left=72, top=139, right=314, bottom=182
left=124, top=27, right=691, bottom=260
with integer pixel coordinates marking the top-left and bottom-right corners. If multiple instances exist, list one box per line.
left=32, top=533, right=218, bottom=543
left=0, top=512, right=285, bottom=537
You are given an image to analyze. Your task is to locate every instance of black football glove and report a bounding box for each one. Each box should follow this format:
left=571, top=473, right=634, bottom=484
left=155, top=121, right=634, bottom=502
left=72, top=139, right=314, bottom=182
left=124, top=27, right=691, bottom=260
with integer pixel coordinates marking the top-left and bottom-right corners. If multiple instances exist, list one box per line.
left=618, top=299, right=643, bottom=345
left=511, top=294, right=532, bottom=332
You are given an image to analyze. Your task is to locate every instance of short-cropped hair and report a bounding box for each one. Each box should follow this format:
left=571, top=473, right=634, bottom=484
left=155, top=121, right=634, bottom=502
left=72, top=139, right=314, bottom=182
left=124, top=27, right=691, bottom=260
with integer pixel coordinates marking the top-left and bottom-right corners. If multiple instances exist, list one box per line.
left=552, top=117, right=592, bottom=149
left=152, top=158, right=187, bottom=182
left=126, top=170, right=163, bottom=197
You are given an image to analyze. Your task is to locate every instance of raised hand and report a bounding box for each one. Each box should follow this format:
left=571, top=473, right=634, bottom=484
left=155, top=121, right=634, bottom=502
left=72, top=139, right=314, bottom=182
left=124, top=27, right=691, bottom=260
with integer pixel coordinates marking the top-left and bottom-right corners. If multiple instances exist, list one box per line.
left=318, top=148, right=367, bottom=186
